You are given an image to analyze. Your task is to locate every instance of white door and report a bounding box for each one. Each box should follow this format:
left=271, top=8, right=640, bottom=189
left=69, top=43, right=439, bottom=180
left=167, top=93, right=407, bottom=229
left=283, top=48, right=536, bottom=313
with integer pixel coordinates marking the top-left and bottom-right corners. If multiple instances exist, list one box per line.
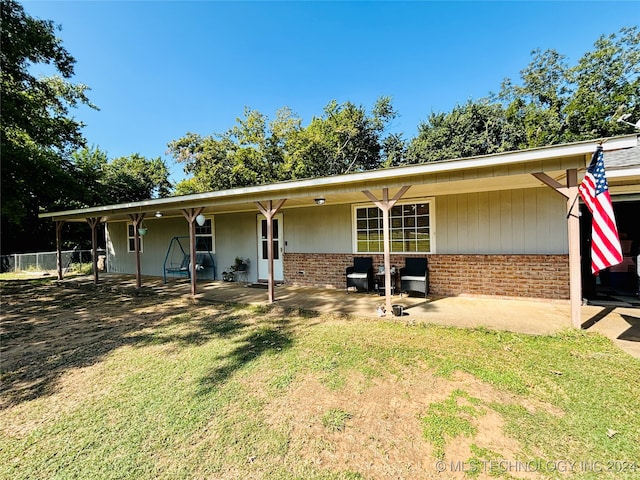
left=257, top=214, right=284, bottom=282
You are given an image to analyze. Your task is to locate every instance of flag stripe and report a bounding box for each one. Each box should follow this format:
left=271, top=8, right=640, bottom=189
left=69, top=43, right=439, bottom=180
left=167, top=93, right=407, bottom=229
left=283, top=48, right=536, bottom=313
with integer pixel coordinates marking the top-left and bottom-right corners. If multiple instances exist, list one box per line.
left=578, top=147, right=623, bottom=275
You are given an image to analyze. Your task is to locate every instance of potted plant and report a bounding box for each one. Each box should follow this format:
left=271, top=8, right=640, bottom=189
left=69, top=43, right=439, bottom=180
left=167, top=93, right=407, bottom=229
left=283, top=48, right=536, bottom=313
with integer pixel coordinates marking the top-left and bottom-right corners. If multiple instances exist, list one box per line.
left=232, top=257, right=249, bottom=272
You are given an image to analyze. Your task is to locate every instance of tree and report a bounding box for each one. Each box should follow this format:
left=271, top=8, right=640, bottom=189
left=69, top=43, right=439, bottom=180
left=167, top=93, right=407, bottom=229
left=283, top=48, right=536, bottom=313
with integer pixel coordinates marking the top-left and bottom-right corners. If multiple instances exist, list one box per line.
left=72, top=147, right=173, bottom=205
left=286, top=97, right=401, bottom=178
left=408, top=27, right=640, bottom=162
left=1, top=0, right=96, bottom=253
left=564, top=27, right=640, bottom=140
left=169, top=98, right=403, bottom=193
left=406, top=100, right=525, bottom=163
left=496, top=27, right=640, bottom=147
left=169, top=107, right=303, bottom=192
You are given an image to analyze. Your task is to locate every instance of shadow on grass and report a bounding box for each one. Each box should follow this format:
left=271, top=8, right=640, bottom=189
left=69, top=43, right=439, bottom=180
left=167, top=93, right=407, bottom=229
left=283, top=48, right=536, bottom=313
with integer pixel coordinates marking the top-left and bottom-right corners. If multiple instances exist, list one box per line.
left=197, top=323, right=294, bottom=395
left=0, top=280, right=317, bottom=409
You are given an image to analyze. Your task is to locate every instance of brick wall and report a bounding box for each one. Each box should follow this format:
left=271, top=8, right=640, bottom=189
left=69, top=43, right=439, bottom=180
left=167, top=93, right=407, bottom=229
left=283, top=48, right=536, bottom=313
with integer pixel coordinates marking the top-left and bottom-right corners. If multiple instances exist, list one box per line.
left=283, top=253, right=570, bottom=300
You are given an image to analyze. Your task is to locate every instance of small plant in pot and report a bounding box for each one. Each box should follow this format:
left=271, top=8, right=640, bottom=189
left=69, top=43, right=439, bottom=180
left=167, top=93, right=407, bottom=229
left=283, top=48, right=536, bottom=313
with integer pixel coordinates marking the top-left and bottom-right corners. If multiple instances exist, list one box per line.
left=223, top=257, right=250, bottom=280
left=232, top=257, right=250, bottom=272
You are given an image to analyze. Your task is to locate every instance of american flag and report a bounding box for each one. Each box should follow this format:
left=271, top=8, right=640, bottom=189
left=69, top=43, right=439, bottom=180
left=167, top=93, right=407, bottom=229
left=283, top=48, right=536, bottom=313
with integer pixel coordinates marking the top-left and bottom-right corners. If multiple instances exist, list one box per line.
left=578, top=146, right=623, bottom=275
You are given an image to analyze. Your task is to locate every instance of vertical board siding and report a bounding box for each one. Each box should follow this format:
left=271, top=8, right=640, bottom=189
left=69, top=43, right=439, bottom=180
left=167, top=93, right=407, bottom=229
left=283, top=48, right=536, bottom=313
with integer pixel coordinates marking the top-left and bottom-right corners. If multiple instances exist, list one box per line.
left=436, top=188, right=567, bottom=254
left=285, top=204, right=352, bottom=253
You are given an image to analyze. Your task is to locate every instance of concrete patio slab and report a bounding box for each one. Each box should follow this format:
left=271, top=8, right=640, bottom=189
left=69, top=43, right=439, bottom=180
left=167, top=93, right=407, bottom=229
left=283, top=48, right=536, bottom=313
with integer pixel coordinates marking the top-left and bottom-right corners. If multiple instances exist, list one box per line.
left=58, top=273, right=640, bottom=358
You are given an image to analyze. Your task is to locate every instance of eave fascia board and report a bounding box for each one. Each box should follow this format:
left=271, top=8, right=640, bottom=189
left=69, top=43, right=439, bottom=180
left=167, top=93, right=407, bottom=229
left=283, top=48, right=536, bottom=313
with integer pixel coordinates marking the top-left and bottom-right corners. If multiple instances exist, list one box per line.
left=39, top=135, right=638, bottom=221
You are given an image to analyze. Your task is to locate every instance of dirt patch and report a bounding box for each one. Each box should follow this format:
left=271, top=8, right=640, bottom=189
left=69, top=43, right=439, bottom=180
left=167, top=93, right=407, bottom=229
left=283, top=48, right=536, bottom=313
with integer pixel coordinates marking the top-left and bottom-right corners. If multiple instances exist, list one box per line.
left=264, top=370, right=553, bottom=479
left=0, top=280, right=191, bottom=409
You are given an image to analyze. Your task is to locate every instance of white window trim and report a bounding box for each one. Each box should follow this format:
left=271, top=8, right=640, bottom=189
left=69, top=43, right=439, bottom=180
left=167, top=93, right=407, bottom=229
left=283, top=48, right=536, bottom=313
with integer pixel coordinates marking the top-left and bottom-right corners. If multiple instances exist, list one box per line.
left=195, top=217, right=215, bottom=253
left=127, top=223, right=144, bottom=253
left=351, top=198, right=436, bottom=254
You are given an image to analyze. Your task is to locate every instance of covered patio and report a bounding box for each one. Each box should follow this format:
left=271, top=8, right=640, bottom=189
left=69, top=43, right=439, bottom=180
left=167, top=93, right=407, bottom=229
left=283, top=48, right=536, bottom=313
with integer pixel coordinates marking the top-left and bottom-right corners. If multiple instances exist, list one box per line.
left=58, top=273, right=640, bottom=358
left=41, top=135, right=640, bottom=331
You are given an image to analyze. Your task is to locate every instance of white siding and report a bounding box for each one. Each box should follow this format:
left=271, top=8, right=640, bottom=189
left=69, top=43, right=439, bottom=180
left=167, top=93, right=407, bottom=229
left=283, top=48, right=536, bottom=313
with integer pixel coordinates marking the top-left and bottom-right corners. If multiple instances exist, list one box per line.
left=214, top=212, right=259, bottom=283
left=284, top=205, right=352, bottom=254
left=435, top=188, right=567, bottom=254
left=106, top=218, right=190, bottom=277
left=105, top=187, right=568, bottom=277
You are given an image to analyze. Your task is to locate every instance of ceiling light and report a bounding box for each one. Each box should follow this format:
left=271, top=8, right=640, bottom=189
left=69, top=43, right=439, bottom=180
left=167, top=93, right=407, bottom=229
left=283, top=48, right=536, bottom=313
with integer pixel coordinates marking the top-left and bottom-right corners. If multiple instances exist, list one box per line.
left=314, top=198, right=326, bottom=205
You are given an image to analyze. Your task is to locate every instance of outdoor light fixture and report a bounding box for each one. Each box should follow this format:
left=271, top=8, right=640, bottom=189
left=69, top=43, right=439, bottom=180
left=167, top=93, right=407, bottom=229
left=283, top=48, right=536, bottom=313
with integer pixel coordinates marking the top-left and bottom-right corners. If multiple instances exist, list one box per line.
left=314, top=198, right=326, bottom=205
left=195, top=213, right=206, bottom=226
left=154, top=211, right=163, bottom=218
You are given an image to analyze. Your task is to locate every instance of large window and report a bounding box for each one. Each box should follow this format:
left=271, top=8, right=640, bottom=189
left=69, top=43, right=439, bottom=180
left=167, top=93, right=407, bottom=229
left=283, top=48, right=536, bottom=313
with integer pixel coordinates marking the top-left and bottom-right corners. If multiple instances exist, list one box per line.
left=127, top=224, right=143, bottom=253
left=354, top=201, right=433, bottom=253
left=195, top=218, right=215, bottom=252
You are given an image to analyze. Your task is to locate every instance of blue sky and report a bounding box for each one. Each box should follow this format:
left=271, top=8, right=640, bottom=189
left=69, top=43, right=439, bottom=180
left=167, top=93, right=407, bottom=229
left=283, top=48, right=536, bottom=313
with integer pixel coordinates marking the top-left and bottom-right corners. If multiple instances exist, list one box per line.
left=23, top=1, right=637, bottom=184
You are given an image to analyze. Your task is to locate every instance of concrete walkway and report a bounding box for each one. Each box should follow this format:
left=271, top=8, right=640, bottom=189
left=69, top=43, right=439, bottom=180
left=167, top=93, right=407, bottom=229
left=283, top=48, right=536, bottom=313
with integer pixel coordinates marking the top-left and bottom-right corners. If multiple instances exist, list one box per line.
left=60, top=274, right=640, bottom=358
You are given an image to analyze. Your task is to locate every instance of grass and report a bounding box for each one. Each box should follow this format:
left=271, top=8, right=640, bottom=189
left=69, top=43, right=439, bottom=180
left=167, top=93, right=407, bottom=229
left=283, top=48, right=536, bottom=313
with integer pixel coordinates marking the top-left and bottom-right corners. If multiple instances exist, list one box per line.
left=321, top=408, right=353, bottom=432
left=1, top=280, right=640, bottom=479
left=421, top=390, right=483, bottom=459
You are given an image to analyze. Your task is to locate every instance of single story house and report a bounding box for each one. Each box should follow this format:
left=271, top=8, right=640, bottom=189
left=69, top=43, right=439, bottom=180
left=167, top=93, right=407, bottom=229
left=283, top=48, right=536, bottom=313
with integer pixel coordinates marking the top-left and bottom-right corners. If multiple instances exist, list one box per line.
left=40, top=134, right=640, bottom=327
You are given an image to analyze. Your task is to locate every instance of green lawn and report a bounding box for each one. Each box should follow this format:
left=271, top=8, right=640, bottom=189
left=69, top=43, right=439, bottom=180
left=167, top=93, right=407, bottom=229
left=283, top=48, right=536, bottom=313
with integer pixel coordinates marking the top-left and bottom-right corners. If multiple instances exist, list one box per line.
left=1, top=280, right=639, bottom=479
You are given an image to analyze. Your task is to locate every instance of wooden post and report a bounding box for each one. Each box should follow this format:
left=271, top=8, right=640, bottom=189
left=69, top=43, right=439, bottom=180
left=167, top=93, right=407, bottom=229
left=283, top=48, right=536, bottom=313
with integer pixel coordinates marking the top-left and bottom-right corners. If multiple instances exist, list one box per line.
left=181, top=208, right=204, bottom=296
left=86, top=217, right=102, bottom=285
left=256, top=199, right=287, bottom=303
left=55, top=220, right=65, bottom=280
left=566, top=169, right=582, bottom=328
left=128, top=213, right=146, bottom=289
left=363, top=186, right=411, bottom=315
left=532, top=170, right=582, bottom=328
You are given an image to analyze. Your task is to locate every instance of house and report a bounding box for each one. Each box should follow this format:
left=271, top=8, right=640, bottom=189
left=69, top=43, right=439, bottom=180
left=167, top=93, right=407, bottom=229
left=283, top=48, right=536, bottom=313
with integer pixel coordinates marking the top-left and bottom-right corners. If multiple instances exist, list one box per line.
left=40, top=134, right=640, bottom=327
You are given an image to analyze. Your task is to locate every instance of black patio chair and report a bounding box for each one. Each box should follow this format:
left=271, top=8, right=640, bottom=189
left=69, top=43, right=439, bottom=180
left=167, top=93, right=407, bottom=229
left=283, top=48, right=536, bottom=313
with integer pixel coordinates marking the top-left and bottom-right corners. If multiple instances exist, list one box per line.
left=400, top=257, right=429, bottom=297
left=345, top=257, right=374, bottom=293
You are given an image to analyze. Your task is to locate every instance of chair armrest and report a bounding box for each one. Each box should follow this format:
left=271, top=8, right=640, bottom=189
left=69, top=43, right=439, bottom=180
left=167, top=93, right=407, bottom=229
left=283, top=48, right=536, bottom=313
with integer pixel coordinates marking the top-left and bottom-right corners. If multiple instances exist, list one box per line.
left=346, top=266, right=355, bottom=275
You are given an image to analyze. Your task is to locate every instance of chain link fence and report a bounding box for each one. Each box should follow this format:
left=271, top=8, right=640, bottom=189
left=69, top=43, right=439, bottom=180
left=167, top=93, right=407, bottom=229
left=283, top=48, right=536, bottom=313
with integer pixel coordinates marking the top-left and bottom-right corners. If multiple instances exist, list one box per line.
left=1, top=249, right=104, bottom=273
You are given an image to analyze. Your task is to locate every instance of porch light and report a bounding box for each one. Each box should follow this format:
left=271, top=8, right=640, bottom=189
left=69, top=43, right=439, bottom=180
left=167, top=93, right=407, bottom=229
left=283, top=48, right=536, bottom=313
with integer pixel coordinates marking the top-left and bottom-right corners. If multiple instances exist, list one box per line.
left=314, top=198, right=326, bottom=205
left=195, top=213, right=206, bottom=226
left=154, top=211, right=163, bottom=218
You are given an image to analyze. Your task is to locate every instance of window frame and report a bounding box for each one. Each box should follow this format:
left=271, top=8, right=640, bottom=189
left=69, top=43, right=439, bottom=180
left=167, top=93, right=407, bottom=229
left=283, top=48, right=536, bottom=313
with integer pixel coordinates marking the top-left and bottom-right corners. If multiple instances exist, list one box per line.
left=127, top=223, right=143, bottom=253
left=351, top=198, right=435, bottom=254
left=195, top=217, right=215, bottom=253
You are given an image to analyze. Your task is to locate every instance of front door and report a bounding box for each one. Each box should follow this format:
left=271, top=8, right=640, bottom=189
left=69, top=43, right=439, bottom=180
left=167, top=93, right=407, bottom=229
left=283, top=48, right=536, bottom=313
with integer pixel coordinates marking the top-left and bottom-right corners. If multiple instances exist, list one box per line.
left=257, top=213, right=284, bottom=282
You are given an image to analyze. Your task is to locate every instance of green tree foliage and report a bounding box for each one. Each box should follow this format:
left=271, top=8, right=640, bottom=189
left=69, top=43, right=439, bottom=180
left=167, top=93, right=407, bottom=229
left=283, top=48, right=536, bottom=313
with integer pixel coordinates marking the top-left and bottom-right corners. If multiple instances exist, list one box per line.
left=286, top=97, right=400, bottom=177
left=72, top=147, right=173, bottom=205
left=170, top=97, right=402, bottom=192
left=169, top=106, right=301, bottom=193
left=564, top=27, right=640, bottom=140
left=1, top=0, right=97, bottom=252
left=409, top=27, right=640, bottom=162
left=406, top=101, right=525, bottom=163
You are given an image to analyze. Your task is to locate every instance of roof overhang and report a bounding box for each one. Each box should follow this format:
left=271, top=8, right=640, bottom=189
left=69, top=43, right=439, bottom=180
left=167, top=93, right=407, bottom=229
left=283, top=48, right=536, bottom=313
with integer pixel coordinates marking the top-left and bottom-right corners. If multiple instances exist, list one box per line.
left=39, top=135, right=639, bottom=223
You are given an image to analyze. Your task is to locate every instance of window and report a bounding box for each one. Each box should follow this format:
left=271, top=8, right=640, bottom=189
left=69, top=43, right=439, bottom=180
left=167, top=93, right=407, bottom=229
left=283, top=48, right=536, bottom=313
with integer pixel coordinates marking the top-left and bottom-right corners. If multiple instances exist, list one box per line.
left=127, top=224, right=143, bottom=253
left=353, top=201, right=433, bottom=253
left=195, top=218, right=215, bottom=252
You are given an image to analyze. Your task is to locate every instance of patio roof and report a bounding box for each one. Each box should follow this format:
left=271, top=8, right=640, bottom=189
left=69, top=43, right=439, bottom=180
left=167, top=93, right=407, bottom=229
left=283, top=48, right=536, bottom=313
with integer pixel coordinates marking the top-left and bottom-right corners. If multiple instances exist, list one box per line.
left=39, top=134, right=639, bottom=223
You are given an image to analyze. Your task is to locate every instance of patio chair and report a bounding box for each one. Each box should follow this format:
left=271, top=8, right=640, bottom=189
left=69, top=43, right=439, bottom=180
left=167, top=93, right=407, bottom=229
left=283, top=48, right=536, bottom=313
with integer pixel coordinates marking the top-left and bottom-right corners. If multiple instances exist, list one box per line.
left=400, top=257, right=429, bottom=297
left=345, top=257, right=374, bottom=293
